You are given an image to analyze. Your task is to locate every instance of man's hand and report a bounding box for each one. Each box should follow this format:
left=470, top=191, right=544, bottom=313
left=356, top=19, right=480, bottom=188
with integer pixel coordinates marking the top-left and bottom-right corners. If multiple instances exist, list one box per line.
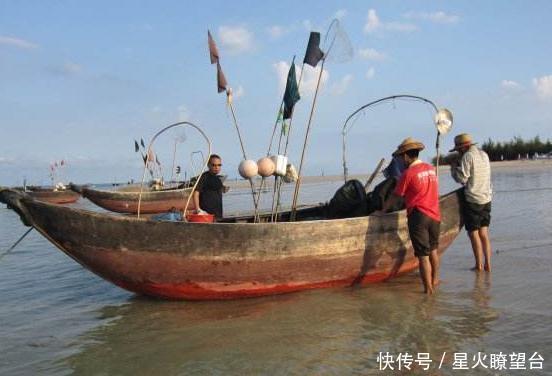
left=196, top=208, right=208, bottom=215
left=223, top=185, right=230, bottom=193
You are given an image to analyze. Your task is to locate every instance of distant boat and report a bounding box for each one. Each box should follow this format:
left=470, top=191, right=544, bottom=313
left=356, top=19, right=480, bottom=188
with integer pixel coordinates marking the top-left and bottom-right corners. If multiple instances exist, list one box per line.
left=0, top=187, right=464, bottom=300
left=16, top=186, right=79, bottom=205
left=70, top=183, right=193, bottom=214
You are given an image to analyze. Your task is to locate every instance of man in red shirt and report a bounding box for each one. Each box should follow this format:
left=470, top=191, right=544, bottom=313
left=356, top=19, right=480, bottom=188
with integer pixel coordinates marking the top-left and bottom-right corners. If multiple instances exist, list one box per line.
left=381, top=138, right=441, bottom=294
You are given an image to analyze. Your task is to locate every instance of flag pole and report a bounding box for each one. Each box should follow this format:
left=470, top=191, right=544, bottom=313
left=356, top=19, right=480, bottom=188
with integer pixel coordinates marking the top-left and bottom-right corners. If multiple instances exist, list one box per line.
left=226, top=92, right=258, bottom=209
left=271, top=62, right=306, bottom=222
left=290, top=58, right=326, bottom=221
left=253, top=101, right=284, bottom=223
left=170, top=139, right=177, bottom=187
left=208, top=30, right=258, bottom=211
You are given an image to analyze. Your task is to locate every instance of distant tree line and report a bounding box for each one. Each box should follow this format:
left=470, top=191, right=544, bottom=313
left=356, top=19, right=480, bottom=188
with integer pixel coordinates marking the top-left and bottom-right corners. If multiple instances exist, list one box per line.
left=433, top=136, right=552, bottom=165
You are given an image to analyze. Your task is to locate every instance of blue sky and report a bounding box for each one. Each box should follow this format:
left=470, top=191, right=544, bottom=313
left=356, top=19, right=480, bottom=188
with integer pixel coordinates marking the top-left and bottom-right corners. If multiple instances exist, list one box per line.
left=1, top=0, right=551, bottom=185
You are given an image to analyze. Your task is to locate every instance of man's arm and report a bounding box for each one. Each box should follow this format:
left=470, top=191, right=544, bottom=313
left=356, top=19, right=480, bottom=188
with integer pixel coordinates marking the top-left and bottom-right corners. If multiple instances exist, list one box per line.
left=192, top=190, right=201, bottom=212
left=451, top=154, right=470, bottom=185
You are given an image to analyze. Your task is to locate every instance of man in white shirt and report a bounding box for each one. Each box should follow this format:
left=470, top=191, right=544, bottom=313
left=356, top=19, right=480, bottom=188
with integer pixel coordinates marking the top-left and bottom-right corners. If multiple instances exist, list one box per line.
left=450, top=133, right=493, bottom=272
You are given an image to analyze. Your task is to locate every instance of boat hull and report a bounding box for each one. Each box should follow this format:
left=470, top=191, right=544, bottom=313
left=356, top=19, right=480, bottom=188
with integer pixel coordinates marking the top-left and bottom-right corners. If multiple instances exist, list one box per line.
left=22, top=189, right=80, bottom=204
left=0, top=188, right=464, bottom=300
left=80, top=186, right=193, bottom=214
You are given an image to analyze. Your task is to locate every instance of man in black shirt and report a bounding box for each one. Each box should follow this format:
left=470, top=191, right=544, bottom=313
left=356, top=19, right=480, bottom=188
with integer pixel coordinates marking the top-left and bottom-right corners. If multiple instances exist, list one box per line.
left=192, top=154, right=227, bottom=219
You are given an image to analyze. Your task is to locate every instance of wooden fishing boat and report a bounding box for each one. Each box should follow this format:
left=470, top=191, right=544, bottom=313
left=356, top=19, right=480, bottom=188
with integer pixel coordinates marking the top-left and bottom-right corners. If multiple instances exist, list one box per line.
left=0, top=187, right=464, bottom=300
left=16, top=186, right=80, bottom=204
left=73, top=185, right=194, bottom=214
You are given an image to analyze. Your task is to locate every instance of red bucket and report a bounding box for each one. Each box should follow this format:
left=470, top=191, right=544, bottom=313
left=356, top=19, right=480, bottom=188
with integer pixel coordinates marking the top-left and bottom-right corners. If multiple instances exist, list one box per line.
left=186, top=213, right=215, bottom=223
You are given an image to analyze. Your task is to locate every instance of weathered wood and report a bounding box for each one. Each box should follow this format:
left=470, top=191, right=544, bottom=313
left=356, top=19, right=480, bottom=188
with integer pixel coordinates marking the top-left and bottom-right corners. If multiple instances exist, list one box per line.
left=79, top=186, right=193, bottom=214
left=0, top=188, right=464, bottom=300
left=16, top=187, right=79, bottom=204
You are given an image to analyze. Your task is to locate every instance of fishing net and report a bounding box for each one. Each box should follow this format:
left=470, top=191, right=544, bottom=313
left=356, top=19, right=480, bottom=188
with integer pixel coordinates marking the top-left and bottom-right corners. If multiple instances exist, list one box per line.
left=322, top=19, right=353, bottom=64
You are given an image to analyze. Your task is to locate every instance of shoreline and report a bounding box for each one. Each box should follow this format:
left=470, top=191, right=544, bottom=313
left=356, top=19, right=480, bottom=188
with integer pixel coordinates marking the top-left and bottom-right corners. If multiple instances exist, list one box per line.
left=225, top=159, right=552, bottom=189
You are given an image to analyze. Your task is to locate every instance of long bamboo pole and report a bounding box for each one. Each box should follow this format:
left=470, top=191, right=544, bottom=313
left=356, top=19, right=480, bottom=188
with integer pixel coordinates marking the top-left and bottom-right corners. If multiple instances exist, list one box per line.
left=289, top=59, right=326, bottom=221
left=271, top=62, right=306, bottom=222
left=227, top=97, right=258, bottom=208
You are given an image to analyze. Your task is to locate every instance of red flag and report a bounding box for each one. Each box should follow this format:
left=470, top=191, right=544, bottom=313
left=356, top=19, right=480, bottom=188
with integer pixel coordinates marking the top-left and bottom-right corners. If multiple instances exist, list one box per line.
left=207, top=30, right=219, bottom=64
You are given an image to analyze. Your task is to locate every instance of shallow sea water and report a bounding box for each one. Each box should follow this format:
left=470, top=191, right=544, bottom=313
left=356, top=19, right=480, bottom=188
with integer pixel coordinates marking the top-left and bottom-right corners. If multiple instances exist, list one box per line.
left=0, top=162, right=551, bottom=375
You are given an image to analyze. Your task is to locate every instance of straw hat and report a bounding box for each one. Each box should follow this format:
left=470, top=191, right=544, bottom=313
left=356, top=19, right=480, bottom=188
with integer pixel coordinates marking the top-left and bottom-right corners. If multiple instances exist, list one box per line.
left=449, top=133, right=476, bottom=152
left=392, top=137, right=425, bottom=157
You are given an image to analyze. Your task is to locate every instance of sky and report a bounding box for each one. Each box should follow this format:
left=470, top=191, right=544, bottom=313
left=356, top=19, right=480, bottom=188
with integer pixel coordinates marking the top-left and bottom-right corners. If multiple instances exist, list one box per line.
left=1, top=0, right=551, bottom=185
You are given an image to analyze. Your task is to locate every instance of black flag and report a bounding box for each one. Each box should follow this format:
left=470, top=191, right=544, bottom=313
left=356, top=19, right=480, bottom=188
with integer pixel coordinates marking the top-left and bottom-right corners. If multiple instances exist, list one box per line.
left=283, top=62, right=300, bottom=119
left=140, top=138, right=145, bottom=148
left=134, top=140, right=139, bottom=152
left=303, top=32, right=324, bottom=67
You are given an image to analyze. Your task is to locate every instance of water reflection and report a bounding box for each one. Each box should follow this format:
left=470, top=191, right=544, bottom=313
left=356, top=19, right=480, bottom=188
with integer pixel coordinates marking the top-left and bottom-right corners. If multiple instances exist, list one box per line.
left=59, top=273, right=500, bottom=375
left=355, top=273, right=499, bottom=374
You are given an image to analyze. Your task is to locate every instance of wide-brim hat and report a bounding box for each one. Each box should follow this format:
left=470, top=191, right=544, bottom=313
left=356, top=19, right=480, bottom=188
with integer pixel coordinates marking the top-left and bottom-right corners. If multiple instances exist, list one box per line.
left=392, top=137, right=425, bottom=157
left=449, top=133, right=477, bottom=152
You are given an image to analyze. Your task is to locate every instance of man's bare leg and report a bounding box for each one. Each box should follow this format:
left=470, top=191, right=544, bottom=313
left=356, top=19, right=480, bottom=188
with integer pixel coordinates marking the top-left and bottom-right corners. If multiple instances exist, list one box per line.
left=468, top=230, right=483, bottom=271
left=479, top=226, right=492, bottom=272
left=429, top=249, right=440, bottom=287
left=418, top=256, right=433, bottom=294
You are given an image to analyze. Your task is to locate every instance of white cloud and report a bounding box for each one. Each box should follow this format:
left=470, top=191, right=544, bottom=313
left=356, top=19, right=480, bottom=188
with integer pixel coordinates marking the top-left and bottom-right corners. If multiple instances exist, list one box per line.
left=177, top=105, right=190, bottom=121
left=501, top=80, right=520, bottom=89
left=363, top=9, right=418, bottom=34
left=385, top=22, right=418, bottom=32
left=218, top=25, right=253, bottom=54
left=358, top=48, right=386, bottom=61
left=331, top=74, right=353, bottom=95
left=302, top=20, right=313, bottom=31
left=62, top=62, right=82, bottom=75
left=366, top=67, right=375, bottom=79
left=364, top=9, right=381, bottom=33
left=0, top=35, right=38, bottom=49
left=274, top=61, right=329, bottom=96
left=403, top=11, right=460, bottom=24
left=334, top=9, right=347, bottom=20
left=0, top=157, right=16, bottom=164
left=47, top=61, right=83, bottom=77
left=233, top=85, right=245, bottom=98
left=533, top=75, right=552, bottom=100
left=267, top=25, right=287, bottom=39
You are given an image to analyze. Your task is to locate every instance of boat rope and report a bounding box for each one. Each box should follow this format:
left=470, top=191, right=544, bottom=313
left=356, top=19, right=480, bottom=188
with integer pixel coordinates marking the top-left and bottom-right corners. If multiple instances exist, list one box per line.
left=0, top=227, right=33, bottom=262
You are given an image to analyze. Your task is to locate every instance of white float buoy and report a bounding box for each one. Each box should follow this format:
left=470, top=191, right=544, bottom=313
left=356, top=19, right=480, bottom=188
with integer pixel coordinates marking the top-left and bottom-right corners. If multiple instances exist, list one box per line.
left=257, top=157, right=275, bottom=177
left=238, top=160, right=258, bottom=179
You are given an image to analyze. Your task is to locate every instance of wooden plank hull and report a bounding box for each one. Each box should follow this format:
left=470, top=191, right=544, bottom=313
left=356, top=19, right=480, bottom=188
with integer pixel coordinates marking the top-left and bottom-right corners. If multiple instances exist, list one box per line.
left=0, top=188, right=464, bottom=300
left=22, top=189, right=80, bottom=204
left=80, top=186, right=193, bottom=214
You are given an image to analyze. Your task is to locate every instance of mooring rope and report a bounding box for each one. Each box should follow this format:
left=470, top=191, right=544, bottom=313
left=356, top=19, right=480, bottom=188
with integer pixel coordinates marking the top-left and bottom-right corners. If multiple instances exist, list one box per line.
left=0, top=227, right=33, bottom=262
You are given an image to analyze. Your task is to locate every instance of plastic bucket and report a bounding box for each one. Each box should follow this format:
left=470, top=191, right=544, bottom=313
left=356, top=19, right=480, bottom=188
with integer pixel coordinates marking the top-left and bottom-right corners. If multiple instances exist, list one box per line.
left=186, top=213, right=215, bottom=223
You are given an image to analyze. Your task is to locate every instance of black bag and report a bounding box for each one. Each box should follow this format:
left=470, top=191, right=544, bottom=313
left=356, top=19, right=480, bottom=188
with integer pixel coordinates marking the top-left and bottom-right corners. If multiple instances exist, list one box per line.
left=327, top=180, right=367, bottom=219
left=366, top=178, right=404, bottom=214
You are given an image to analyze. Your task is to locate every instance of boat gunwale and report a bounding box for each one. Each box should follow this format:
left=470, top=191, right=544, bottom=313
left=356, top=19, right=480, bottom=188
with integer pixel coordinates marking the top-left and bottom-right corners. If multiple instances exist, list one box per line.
left=15, top=188, right=461, bottom=227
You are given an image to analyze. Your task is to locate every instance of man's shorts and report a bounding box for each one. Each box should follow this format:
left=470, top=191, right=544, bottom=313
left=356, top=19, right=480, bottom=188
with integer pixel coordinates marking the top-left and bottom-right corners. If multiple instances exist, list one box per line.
left=463, top=201, right=491, bottom=232
left=407, top=208, right=441, bottom=257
